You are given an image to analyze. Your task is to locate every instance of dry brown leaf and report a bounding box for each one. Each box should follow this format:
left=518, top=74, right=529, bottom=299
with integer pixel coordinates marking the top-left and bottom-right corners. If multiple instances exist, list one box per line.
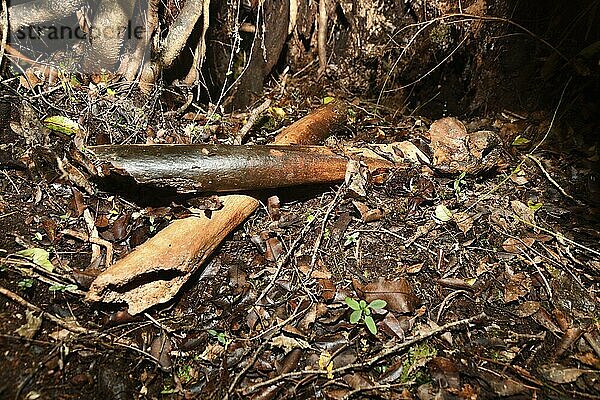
left=345, top=160, right=369, bottom=198
left=513, top=301, right=541, bottom=317
left=15, top=311, right=42, bottom=339
left=502, top=237, right=535, bottom=253
left=70, top=187, right=87, bottom=217
left=504, top=272, right=532, bottom=303
left=429, top=118, right=503, bottom=174
left=270, top=335, right=309, bottom=353
left=574, top=353, right=600, bottom=369
left=267, top=195, right=281, bottom=221
left=354, top=278, right=420, bottom=314
left=352, top=200, right=382, bottom=222
left=539, top=364, right=586, bottom=384
left=323, top=388, right=350, bottom=400
left=488, top=376, right=529, bottom=396
left=511, top=200, right=535, bottom=225
left=510, top=172, right=529, bottom=185
left=19, top=68, right=43, bottom=89
left=318, top=279, right=336, bottom=301
left=298, top=261, right=332, bottom=279
left=393, top=141, right=431, bottom=164
left=428, top=357, right=461, bottom=389
left=149, top=334, right=172, bottom=371
left=429, top=117, right=470, bottom=174
left=49, top=329, right=73, bottom=341
left=453, top=211, right=474, bottom=234
left=199, top=343, right=225, bottom=362
left=380, top=313, right=405, bottom=339
left=406, top=262, right=424, bottom=274
left=265, top=237, right=283, bottom=261
left=343, top=373, right=374, bottom=390
left=531, top=307, right=563, bottom=334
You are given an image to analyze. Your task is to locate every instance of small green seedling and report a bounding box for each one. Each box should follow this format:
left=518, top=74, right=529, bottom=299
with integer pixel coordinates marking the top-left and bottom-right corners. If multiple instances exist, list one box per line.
left=344, top=232, right=360, bottom=247
left=177, top=365, right=193, bottom=384
left=208, top=329, right=231, bottom=347
left=453, top=171, right=466, bottom=199
left=344, top=297, right=387, bottom=334
left=18, top=278, right=34, bottom=290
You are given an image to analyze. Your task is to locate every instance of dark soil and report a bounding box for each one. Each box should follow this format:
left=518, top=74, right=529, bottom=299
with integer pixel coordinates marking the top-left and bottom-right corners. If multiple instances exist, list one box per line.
left=1, top=66, right=600, bottom=400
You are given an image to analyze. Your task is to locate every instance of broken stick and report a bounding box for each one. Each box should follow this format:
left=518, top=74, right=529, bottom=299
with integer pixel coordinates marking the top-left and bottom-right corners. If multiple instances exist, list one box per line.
left=91, top=144, right=391, bottom=193
left=85, top=100, right=358, bottom=314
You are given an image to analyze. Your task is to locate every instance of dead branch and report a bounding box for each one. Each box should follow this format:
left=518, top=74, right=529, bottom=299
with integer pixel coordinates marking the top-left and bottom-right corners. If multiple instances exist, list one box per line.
left=183, top=0, right=211, bottom=85
left=241, top=313, right=487, bottom=395
left=85, top=194, right=260, bottom=314
left=91, top=143, right=385, bottom=193
left=86, top=100, right=352, bottom=314
left=275, top=100, right=347, bottom=145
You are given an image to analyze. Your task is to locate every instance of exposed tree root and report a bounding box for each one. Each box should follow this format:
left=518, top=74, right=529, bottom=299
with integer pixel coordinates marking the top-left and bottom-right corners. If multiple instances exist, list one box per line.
left=158, top=0, right=204, bottom=69
left=8, top=0, right=85, bottom=32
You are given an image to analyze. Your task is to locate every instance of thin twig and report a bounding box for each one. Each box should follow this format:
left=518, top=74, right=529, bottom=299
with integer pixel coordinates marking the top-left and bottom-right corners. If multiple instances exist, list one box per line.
left=0, top=286, right=89, bottom=334
left=378, top=13, right=568, bottom=104
left=62, top=228, right=114, bottom=268
left=512, top=215, right=600, bottom=258
left=526, top=154, right=576, bottom=202
left=255, top=209, right=321, bottom=304
left=234, top=98, right=271, bottom=144
left=225, top=341, right=270, bottom=399
left=310, top=185, right=346, bottom=270
left=241, top=312, right=486, bottom=395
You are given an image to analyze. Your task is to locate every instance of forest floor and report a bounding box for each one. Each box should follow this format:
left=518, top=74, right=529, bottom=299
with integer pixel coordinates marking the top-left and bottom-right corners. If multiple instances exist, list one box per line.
left=1, top=71, right=599, bottom=400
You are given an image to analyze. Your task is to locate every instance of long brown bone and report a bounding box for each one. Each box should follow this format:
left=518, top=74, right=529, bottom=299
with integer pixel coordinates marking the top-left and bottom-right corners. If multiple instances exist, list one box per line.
left=86, top=100, right=356, bottom=314
left=91, top=144, right=387, bottom=193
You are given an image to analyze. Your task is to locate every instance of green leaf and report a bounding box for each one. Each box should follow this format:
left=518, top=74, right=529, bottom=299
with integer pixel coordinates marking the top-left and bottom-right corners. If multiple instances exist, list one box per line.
left=434, top=204, right=453, bottom=222
left=511, top=135, right=531, bottom=146
left=368, top=299, right=387, bottom=310
left=344, top=297, right=360, bottom=311
left=527, top=200, right=543, bottom=212
left=322, top=96, right=334, bottom=105
left=344, top=232, right=360, bottom=247
left=43, top=116, right=82, bottom=136
left=16, top=248, right=54, bottom=272
left=350, top=309, right=362, bottom=324
left=364, top=308, right=371, bottom=316
left=18, top=278, right=34, bottom=289
left=359, top=300, right=367, bottom=309
left=269, top=107, right=287, bottom=119
left=217, top=333, right=227, bottom=345
left=364, top=315, right=377, bottom=334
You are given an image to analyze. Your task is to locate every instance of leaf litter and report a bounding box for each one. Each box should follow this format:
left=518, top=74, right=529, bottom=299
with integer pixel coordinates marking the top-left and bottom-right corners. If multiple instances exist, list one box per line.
left=1, top=90, right=600, bottom=399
